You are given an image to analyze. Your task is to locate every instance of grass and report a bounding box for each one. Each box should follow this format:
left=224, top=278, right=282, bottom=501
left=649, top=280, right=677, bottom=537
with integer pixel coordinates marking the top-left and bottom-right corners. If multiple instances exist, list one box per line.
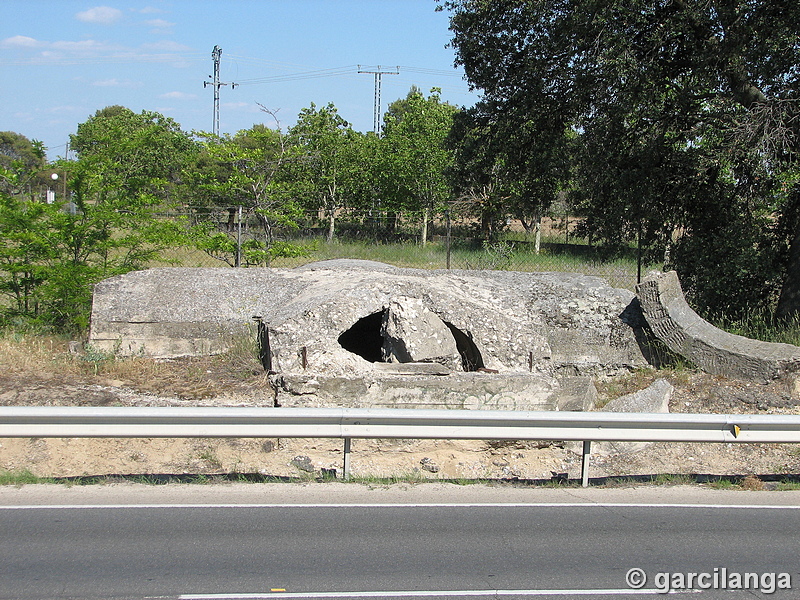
left=594, top=363, right=695, bottom=407
left=709, top=309, right=800, bottom=346
left=0, top=327, right=266, bottom=402
left=159, top=235, right=649, bottom=291
left=0, top=469, right=50, bottom=486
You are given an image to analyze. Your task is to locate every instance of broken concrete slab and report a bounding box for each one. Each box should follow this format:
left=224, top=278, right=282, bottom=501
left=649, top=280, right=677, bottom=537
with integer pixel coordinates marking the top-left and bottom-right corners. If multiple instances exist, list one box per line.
left=636, top=271, right=800, bottom=383
left=381, top=297, right=462, bottom=370
left=89, top=260, right=649, bottom=411
left=591, top=378, right=674, bottom=455
left=600, top=378, right=673, bottom=414
left=273, top=371, right=594, bottom=412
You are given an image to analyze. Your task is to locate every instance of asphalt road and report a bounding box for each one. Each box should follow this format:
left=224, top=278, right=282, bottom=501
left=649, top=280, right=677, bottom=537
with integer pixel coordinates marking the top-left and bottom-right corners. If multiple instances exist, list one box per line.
left=1, top=485, right=800, bottom=600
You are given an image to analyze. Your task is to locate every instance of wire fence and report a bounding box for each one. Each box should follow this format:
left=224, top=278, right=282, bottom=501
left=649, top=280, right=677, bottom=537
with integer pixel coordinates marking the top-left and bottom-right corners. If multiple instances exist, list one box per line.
left=156, top=208, right=651, bottom=291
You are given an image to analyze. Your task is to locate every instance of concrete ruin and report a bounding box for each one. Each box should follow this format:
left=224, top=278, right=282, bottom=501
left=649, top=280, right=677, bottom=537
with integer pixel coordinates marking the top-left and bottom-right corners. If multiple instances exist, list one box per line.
left=637, top=271, right=800, bottom=383
left=89, top=260, right=651, bottom=410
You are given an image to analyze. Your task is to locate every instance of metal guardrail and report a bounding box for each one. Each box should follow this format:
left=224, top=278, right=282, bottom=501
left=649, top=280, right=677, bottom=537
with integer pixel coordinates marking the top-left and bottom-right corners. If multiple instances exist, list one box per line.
left=2, top=407, right=800, bottom=486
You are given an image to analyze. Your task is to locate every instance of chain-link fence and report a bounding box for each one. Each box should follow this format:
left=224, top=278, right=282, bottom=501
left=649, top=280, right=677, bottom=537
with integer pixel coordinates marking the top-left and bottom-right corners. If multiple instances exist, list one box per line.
left=156, top=208, right=653, bottom=291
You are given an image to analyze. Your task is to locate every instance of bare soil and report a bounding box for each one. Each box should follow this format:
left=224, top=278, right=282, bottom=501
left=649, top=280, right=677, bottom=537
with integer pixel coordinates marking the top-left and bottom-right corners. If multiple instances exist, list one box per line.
left=3, top=341, right=800, bottom=485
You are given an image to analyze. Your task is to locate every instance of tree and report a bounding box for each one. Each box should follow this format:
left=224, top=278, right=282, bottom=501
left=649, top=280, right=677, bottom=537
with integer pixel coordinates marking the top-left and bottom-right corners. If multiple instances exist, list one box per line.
left=442, top=0, right=800, bottom=318
left=0, top=131, right=47, bottom=198
left=289, top=103, right=362, bottom=241
left=382, top=88, right=458, bottom=244
left=40, top=106, right=198, bottom=329
left=0, top=177, right=52, bottom=321
left=447, top=102, right=573, bottom=242
left=191, top=114, right=305, bottom=266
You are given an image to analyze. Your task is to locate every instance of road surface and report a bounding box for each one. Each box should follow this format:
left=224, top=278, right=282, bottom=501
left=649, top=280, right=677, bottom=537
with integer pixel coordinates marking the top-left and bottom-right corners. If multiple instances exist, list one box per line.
left=1, top=484, right=798, bottom=599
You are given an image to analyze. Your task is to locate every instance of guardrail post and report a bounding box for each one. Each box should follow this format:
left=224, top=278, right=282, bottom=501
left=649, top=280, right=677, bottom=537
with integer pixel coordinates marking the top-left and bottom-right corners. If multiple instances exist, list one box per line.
left=581, top=440, right=592, bottom=487
left=343, top=437, right=352, bottom=480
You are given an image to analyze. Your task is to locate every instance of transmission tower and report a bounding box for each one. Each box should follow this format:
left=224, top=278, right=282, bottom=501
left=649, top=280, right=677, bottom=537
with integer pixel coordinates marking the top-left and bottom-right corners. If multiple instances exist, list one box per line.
left=204, top=45, right=237, bottom=136
left=358, top=65, right=399, bottom=135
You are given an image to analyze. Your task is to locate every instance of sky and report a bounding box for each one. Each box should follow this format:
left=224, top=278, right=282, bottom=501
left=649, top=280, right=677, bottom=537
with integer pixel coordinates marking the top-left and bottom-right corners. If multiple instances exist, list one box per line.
left=1, top=0, right=480, bottom=160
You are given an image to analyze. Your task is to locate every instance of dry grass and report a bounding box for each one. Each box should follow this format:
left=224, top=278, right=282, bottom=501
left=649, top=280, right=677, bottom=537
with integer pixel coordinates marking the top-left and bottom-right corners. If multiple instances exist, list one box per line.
left=741, top=474, right=766, bottom=491
left=0, top=330, right=268, bottom=400
left=0, top=333, right=78, bottom=376
left=594, top=366, right=696, bottom=408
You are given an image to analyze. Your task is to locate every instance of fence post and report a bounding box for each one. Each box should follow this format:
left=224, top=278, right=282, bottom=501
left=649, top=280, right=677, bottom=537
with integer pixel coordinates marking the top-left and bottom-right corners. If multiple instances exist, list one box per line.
left=446, top=209, right=451, bottom=270
left=235, top=206, right=242, bottom=268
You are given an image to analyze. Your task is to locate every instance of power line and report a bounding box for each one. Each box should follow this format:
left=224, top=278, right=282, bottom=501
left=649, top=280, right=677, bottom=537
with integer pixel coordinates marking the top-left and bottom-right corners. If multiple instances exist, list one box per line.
left=203, top=45, right=237, bottom=136
left=234, top=65, right=358, bottom=86
left=358, top=65, right=399, bottom=135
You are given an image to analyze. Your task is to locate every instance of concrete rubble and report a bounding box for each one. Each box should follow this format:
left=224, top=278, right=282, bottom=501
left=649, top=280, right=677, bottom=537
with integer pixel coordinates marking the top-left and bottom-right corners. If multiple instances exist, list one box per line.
left=637, top=271, right=800, bottom=383
left=90, top=259, right=651, bottom=411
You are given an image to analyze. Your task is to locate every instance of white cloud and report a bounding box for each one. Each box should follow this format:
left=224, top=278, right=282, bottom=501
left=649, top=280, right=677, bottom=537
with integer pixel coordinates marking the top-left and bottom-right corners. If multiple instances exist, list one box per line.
left=160, top=91, right=197, bottom=100
left=92, top=78, right=143, bottom=88
left=51, top=39, right=107, bottom=52
left=1, top=35, right=40, bottom=48
left=146, top=18, right=175, bottom=29
left=75, top=6, right=124, bottom=25
left=141, top=40, right=193, bottom=52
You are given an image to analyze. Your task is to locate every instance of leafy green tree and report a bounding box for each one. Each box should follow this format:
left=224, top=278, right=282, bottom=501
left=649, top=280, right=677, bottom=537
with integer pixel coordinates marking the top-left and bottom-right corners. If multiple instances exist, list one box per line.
left=381, top=88, right=458, bottom=244
left=0, top=131, right=47, bottom=198
left=289, top=103, right=362, bottom=241
left=40, top=106, right=197, bottom=329
left=447, top=103, right=573, bottom=242
left=443, top=0, right=800, bottom=318
left=0, top=176, right=52, bottom=322
left=191, top=116, right=305, bottom=266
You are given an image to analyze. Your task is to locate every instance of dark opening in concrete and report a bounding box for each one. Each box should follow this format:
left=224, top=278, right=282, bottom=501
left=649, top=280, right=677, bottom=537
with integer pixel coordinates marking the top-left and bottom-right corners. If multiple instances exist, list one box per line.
left=338, top=310, right=485, bottom=371
left=337, top=310, right=387, bottom=362
left=444, top=321, right=484, bottom=372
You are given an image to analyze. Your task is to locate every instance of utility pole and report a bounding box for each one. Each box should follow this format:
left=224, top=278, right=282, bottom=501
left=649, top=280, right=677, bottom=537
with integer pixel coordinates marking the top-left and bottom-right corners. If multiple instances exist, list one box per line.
left=204, top=45, right=237, bottom=136
left=358, top=65, right=399, bottom=135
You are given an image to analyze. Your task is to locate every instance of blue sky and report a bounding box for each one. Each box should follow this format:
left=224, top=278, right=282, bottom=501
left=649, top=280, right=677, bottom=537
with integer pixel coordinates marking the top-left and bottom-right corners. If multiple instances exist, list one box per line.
left=1, top=1, right=479, bottom=160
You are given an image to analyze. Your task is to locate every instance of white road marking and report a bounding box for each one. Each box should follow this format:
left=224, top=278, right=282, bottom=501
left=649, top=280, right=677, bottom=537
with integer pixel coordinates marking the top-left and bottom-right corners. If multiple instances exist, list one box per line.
left=2, top=502, right=800, bottom=510
left=174, top=589, right=699, bottom=599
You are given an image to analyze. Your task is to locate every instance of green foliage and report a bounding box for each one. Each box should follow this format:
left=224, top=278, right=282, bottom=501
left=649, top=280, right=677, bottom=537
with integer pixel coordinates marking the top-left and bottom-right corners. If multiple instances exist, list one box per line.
left=289, top=102, right=366, bottom=241
left=442, top=0, right=800, bottom=318
left=382, top=88, right=459, bottom=243
left=188, top=118, right=306, bottom=265
left=0, top=469, right=47, bottom=486
left=0, top=108, right=197, bottom=332
left=463, top=240, right=515, bottom=271
left=0, top=131, right=47, bottom=197
left=710, top=309, right=800, bottom=347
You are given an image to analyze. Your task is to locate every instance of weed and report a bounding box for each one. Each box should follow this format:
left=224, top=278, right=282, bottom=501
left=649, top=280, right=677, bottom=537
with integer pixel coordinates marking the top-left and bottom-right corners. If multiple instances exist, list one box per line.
left=80, top=345, right=113, bottom=375
left=706, top=476, right=738, bottom=490
left=652, top=473, right=693, bottom=486
left=0, top=469, right=48, bottom=486
left=595, top=368, right=658, bottom=405
left=348, top=471, right=429, bottom=486
left=741, top=474, right=766, bottom=490
left=710, top=309, right=800, bottom=346
left=196, top=447, right=223, bottom=470
left=775, top=479, right=800, bottom=491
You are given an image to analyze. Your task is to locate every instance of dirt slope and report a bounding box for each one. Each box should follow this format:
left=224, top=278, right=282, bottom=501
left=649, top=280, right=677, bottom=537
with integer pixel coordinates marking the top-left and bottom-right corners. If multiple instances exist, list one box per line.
left=2, top=346, right=800, bottom=484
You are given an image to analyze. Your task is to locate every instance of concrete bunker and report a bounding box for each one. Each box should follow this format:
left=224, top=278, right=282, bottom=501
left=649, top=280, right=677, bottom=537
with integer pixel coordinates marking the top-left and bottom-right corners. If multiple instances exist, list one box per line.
left=88, top=260, right=651, bottom=410
left=337, top=305, right=485, bottom=372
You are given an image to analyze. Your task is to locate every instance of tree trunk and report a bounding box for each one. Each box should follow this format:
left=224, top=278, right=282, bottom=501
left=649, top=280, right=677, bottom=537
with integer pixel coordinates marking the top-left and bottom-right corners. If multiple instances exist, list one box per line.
left=776, top=220, right=800, bottom=321
left=534, top=211, right=541, bottom=254
left=326, top=208, right=335, bottom=242
left=421, top=206, right=429, bottom=246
